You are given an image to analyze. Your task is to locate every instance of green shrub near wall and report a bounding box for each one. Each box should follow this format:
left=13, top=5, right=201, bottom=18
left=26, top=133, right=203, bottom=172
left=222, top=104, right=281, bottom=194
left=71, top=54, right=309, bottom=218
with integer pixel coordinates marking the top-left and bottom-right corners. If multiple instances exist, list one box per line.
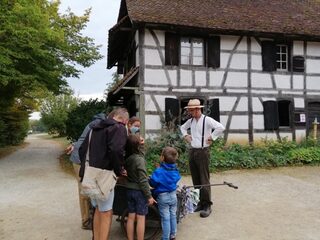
left=144, top=130, right=320, bottom=174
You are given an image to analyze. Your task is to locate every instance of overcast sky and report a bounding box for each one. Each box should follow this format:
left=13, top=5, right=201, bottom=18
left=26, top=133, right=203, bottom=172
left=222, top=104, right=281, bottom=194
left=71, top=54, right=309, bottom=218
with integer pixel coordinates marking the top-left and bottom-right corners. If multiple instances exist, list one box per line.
left=59, top=0, right=121, bottom=100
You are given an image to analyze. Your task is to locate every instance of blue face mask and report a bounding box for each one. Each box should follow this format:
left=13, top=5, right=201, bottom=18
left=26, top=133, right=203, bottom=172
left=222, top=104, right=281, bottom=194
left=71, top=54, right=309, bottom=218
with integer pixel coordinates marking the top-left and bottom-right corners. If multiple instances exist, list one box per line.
left=130, top=126, right=140, bottom=134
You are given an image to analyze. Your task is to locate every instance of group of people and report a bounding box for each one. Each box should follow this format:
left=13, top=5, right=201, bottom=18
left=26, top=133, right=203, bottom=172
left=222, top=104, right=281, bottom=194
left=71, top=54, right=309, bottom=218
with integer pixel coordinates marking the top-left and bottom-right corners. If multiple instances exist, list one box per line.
left=66, top=98, right=225, bottom=240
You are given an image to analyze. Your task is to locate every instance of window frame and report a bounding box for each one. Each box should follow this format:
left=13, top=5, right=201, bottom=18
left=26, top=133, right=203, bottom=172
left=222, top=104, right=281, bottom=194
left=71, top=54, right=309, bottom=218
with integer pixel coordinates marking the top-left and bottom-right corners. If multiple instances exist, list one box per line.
left=276, top=44, right=289, bottom=71
left=180, top=37, right=205, bottom=66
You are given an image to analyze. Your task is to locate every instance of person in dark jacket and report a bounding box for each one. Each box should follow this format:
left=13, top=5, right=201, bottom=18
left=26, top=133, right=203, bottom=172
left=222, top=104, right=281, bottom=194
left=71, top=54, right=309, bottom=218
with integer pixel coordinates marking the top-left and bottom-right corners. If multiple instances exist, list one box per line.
left=149, top=147, right=181, bottom=240
left=79, top=107, right=129, bottom=240
left=65, top=113, right=106, bottom=230
left=125, top=134, right=156, bottom=240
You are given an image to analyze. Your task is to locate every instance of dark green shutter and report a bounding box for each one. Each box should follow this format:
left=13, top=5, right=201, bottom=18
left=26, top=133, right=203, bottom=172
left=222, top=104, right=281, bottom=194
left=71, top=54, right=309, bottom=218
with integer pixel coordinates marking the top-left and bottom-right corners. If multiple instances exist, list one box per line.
left=165, top=98, right=179, bottom=124
left=263, top=101, right=279, bottom=130
left=165, top=32, right=179, bottom=66
left=207, top=99, right=220, bottom=122
left=292, top=56, right=305, bottom=72
left=208, top=36, right=220, bottom=68
left=261, top=41, right=276, bottom=72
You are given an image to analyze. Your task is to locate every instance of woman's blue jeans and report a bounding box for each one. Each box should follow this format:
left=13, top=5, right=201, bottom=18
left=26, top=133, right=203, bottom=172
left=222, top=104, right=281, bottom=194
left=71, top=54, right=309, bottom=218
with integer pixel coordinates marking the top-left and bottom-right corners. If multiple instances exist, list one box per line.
left=157, top=191, right=177, bottom=240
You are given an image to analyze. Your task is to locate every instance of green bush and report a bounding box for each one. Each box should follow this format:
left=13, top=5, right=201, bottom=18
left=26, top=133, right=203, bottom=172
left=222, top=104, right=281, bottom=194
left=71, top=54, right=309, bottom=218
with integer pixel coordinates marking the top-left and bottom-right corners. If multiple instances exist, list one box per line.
left=145, top=132, right=320, bottom=173
left=65, top=99, right=108, bottom=142
left=288, top=147, right=320, bottom=164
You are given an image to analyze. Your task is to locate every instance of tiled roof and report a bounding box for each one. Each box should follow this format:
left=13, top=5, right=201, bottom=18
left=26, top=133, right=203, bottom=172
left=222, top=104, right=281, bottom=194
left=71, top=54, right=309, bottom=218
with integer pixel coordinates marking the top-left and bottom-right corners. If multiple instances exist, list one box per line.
left=124, top=0, right=320, bottom=38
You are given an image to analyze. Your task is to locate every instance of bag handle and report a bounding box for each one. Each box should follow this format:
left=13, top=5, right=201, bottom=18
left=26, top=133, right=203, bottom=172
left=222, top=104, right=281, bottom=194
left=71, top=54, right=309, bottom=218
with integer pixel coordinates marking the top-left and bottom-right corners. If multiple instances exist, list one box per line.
left=85, top=130, right=93, bottom=165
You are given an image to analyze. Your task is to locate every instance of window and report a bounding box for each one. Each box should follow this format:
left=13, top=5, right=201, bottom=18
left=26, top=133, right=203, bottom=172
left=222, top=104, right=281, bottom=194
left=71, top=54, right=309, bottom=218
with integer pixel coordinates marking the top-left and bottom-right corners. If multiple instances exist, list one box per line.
left=261, top=41, right=292, bottom=72
left=165, top=33, right=220, bottom=68
left=181, top=37, right=204, bottom=66
left=276, top=44, right=288, bottom=71
left=263, top=100, right=292, bottom=130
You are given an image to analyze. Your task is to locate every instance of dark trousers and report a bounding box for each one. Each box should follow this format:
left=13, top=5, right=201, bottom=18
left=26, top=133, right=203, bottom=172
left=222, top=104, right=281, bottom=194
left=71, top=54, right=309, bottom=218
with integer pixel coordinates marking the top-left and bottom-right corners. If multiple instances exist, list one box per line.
left=189, top=148, right=212, bottom=206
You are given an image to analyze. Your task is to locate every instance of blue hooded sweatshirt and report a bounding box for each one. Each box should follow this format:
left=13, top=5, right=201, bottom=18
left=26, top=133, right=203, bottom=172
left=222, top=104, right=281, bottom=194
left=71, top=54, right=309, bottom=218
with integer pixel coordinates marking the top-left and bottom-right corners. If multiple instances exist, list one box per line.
left=149, top=162, right=181, bottom=196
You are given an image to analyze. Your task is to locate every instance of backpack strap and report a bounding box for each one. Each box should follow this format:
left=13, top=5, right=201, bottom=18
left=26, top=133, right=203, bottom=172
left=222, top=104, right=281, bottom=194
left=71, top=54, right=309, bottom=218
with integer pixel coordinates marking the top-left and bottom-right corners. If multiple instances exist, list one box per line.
left=201, top=116, right=206, bottom=148
left=85, top=130, right=93, bottom=165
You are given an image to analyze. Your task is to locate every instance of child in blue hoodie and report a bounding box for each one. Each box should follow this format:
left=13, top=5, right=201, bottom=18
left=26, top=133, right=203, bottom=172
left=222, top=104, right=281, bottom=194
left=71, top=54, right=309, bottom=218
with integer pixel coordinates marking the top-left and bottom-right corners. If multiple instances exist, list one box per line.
left=149, top=147, right=181, bottom=240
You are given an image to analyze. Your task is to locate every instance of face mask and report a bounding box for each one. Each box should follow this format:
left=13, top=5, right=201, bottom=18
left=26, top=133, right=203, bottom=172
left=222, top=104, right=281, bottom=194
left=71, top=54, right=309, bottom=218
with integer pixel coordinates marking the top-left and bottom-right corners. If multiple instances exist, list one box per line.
left=130, top=126, right=140, bottom=134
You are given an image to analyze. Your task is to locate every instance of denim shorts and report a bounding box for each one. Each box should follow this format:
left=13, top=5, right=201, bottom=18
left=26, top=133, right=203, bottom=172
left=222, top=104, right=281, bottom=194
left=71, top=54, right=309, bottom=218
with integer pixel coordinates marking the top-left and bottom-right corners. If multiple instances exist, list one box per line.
left=126, top=189, right=148, bottom=215
left=91, top=189, right=114, bottom=212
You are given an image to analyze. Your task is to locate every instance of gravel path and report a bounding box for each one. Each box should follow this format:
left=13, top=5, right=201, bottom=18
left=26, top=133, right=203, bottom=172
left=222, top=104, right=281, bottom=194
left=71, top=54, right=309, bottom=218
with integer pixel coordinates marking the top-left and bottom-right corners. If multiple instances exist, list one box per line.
left=0, top=134, right=319, bottom=240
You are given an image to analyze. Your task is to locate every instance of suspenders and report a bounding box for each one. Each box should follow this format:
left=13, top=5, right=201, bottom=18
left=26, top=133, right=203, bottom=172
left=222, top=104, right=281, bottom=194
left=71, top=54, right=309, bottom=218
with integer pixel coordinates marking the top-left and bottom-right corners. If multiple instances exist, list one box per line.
left=191, top=115, right=207, bottom=148
left=201, top=116, right=206, bottom=148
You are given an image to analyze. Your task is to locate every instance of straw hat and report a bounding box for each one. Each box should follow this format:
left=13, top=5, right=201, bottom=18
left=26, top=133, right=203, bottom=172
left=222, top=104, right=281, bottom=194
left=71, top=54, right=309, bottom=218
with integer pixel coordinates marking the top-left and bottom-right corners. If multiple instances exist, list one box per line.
left=184, top=99, right=204, bottom=109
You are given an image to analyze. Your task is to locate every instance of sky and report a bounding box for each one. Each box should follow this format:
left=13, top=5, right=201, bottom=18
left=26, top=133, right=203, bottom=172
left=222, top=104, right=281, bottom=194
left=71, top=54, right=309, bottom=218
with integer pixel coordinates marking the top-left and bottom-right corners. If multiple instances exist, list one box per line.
left=59, top=0, right=122, bottom=100
left=30, top=0, right=121, bottom=120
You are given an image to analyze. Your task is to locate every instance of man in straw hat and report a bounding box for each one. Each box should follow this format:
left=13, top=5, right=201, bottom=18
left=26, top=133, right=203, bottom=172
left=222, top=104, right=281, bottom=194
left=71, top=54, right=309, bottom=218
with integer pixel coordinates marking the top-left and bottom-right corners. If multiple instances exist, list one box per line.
left=180, top=99, right=225, bottom=218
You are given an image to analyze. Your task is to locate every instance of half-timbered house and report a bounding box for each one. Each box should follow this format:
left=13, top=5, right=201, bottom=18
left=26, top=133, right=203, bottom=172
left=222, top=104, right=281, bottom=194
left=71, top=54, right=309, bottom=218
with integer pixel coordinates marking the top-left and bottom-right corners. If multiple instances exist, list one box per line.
left=107, top=0, right=320, bottom=144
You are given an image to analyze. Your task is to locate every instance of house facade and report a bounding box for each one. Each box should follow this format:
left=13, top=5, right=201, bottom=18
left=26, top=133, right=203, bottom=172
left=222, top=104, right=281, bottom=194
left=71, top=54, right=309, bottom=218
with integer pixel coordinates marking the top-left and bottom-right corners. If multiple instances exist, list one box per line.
left=107, top=0, right=320, bottom=144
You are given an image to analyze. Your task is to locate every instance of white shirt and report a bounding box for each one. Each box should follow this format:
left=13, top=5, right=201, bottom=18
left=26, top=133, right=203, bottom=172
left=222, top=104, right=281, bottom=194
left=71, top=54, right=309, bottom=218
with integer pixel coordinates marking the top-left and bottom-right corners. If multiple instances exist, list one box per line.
left=180, top=114, right=225, bottom=148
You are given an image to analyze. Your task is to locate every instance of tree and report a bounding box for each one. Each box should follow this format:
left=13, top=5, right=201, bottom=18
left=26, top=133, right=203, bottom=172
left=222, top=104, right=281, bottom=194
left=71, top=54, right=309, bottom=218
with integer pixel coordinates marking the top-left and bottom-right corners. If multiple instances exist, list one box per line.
left=0, top=0, right=102, bottom=146
left=40, top=90, right=79, bottom=136
left=104, top=72, right=121, bottom=97
left=65, top=99, right=108, bottom=142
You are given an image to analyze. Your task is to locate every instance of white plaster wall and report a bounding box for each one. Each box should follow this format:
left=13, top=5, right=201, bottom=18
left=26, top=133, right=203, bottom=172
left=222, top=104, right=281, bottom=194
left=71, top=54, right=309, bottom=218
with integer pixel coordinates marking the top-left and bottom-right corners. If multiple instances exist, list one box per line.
left=307, top=42, right=320, bottom=56
left=251, top=55, right=262, bottom=70
left=254, top=132, right=292, bottom=141
left=218, top=115, right=228, bottom=128
left=252, top=97, right=263, bottom=112
left=226, top=134, right=249, bottom=144
left=293, top=75, right=304, bottom=89
left=251, top=73, right=273, bottom=88
left=145, top=49, right=163, bottom=66
left=145, top=115, right=162, bottom=130
left=145, top=69, right=168, bottom=85
left=173, top=88, right=197, bottom=93
left=237, top=36, right=247, bottom=51
left=294, top=98, right=305, bottom=108
left=144, top=87, right=169, bottom=92
left=261, top=97, right=276, bottom=102
left=180, top=69, right=192, bottom=86
left=293, top=41, right=304, bottom=55
left=221, top=36, right=239, bottom=50
left=144, top=94, right=171, bottom=112
left=306, top=59, right=320, bottom=74
left=145, top=94, right=157, bottom=111
left=251, top=38, right=261, bottom=53
left=252, top=114, right=264, bottom=129
left=253, top=133, right=278, bottom=142
left=220, top=52, right=230, bottom=68
left=295, top=130, right=306, bottom=142
left=168, top=70, right=178, bottom=86
left=229, top=116, right=248, bottom=129
left=145, top=30, right=165, bottom=47
left=224, top=72, right=248, bottom=87
left=195, top=71, right=206, bottom=86
left=230, top=54, right=247, bottom=69
left=154, top=95, right=167, bottom=111
left=236, top=97, right=248, bottom=111
left=219, top=97, right=237, bottom=111
left=306, top=76, right=320, bottom=90
left=209, top=71, right=224, bottom=87
left=274, top=74, right=291, bottom=89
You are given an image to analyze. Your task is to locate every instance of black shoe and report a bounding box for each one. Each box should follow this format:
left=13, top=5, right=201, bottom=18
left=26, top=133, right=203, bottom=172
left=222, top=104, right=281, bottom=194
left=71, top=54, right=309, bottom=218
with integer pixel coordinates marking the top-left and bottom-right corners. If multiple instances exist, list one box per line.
left=194, top=203, right=203, bottom=212
left=81, top=219, right=92, bottom=230
left=200, top=205, right=212, bottom=218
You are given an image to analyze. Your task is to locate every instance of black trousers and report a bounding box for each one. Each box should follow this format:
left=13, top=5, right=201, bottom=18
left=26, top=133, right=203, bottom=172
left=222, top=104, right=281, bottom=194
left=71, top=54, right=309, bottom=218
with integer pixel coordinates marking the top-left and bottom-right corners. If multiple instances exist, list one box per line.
left=189, top=147, right=212, bottom=206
